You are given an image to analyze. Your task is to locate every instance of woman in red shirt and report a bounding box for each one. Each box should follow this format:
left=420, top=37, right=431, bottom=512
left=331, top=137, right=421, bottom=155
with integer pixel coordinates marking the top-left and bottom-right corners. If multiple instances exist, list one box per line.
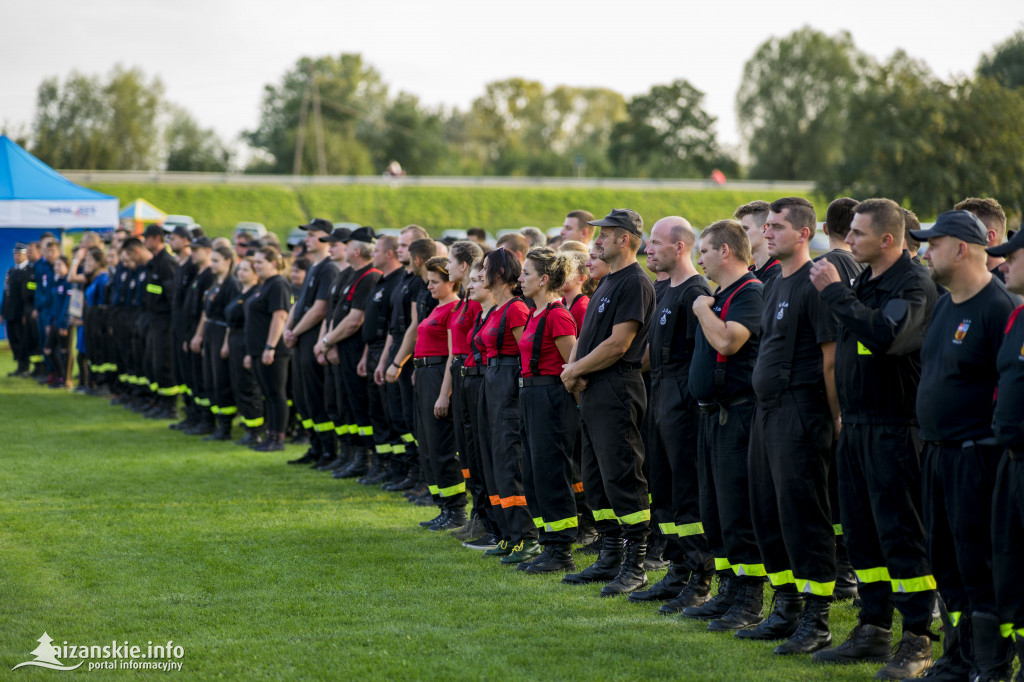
left=516, top=248, right=581, bottom=574
left=474, top=248, right=535, bottom=563
left=413, top=257, right=466, bottom=531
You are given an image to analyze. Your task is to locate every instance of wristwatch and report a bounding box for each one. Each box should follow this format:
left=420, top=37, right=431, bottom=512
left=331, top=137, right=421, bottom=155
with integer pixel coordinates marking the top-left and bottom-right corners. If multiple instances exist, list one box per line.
left=265, top=344, right=274, bottom=351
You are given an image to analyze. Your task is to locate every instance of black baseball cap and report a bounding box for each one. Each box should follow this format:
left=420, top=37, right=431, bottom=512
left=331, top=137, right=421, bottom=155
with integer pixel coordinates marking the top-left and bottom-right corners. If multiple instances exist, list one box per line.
left=298, top=218, right=334, bottom=234
left=588, top=208, right=644, bottom=237
left=319, top=227, right=353, bottom=243
left=142, top=223, right=166, bottom=239
left=190, top=236, right=213, bottom=249
left=170, top=225, right=192, bottom=239
left=344, top=226, right=377, bottom=243
left=986, top=229, right=1024, bottom=257
left=909, top=210, right=988, bottom=246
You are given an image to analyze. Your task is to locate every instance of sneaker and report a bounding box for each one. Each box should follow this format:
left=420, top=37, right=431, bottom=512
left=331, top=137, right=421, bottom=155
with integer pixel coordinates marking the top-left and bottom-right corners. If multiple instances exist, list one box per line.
left=462, top=534, right=500, bottom=551
left=450, top=517, right=484, bottom=541
left=419, top=510, right=446, bottom=528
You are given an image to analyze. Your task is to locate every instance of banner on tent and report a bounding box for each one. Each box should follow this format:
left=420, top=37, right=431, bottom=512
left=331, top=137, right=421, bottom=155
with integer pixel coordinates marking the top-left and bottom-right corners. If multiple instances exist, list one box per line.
left=0, top=199, right=118, bottom=228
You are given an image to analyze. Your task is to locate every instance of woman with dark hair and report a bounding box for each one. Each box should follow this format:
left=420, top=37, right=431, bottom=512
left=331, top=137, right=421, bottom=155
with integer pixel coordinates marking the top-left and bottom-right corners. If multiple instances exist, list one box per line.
left=474, top=248, right=536, bottom=563
left=246, top=247, right=293, bottom=452
left=77, top=247, right=109, bottom=394
left=198, top=244, right=240, bottom=441
left=224, top=256, right=265, bottom=447
left=413, top=257, right=467, bottom=531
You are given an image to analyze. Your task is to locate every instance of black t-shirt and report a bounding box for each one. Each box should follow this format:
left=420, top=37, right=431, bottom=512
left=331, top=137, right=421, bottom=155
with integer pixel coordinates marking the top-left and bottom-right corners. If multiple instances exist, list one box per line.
left=689, top=273, right=763, bottom=401
left=917, top=277, right=1017, bottom=441
left=184, top=267, right=216, bottom=336
left=327, top=266, right=356, bottom=325
left=414, top=276, right=438, bottom=323
left=330, top=264, right=381, bottom=345
left=752, top=260, right=836, bottom=398
left=245, top=275, right=294, bottom=357
left=172, top=258, right=197, bottom=325
left=143, top=248, right=178, bottom=316
left=815, top=249, right=865, bottom=288
left=991, top=264, right=1006, bottom=283
left=649, top=274, right=711, bottom=374
left=653, top=277, right=671, bottom=301
left=203, top=276, right=241, bottom=323
left=363, top=267, right=403, bottom=345
left=295, top=257, right=339, bottom=320
left=575, top=261, right=655, bottom=369
left=750, top=258, right=782, bottom=289
left=994, top=305, right=1024, bottom=449
left=225, top=286, right=257, bottom=330
left=388, top=270, right=418, bottom=338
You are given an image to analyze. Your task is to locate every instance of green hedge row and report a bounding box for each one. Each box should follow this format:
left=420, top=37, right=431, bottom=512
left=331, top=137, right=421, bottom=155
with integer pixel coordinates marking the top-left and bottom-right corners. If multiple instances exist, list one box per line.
left=89, top=183, right=829, bottom=241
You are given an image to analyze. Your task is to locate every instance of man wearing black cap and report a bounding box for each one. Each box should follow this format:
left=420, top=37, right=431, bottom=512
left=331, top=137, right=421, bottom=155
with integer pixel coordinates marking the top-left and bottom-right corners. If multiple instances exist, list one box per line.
left=987, top=227, right=1024, bottom=680
left=561, top=208, right=656, bottom=597
left=913, top=210, right=1018, bottom=681
left=139, top=224, right=180, bottom=419
left=809, top=198, right=938, bottom=677
left=283, top=218, right=340, bottom=465
left=319, top=227, right=382, bottom=477
left=743, top=197, right=839, bottom=655
left=2, top=243, right=32, bottom=375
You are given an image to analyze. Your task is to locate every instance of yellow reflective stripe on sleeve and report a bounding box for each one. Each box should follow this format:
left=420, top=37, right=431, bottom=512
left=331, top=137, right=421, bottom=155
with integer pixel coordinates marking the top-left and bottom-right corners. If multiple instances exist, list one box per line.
left=314, top=421, right=334, bottom=433
left=1000, top=623, right=1014, bottom=639
left=797, top=578, right=836, bottom=597
left=949, top=611, right=962, bottom=627
left=857, top=341, right=872, bottom=355
left=768, top=570, right=795, bottom=587
left=438, top=482, right=466, bottom=497
left=833, top=524, right=843, bottom=536
left=592, top=508, right=617, bottom=522
left=658, top=522, right=676, bottom=535
left=241, top=416, right=264, bottom=428
left=376, top=444, right=393, bottom=454
left=891, top=575, right=936, bottom=593
left=732, top=563, right=768, bottom=577
left=545, top=516, right=579, bottom=532
left=533, top=517, right=545, bottom=529
left=714, top=557, right=732, bottom=571
left=427, top=485, right=440, bottom=495
left=675, top=522, right=704, bottom=537
left=27, top=281, right=37, bottom=290
left=855, top=566, right=892, bottom=584
left=618, top=509, right=651, bottom=525
left=145, top=283, right=163, bottom=295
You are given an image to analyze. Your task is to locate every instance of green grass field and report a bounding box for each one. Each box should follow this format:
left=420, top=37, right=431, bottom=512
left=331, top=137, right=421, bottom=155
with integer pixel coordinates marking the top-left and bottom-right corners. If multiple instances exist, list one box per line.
left=0, top=349, right=926, bottom=680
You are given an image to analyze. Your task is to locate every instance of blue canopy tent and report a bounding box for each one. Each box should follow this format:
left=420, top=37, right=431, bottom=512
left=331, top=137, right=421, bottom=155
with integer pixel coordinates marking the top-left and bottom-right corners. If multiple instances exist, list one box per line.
left=0, top=135, right=118, bottom=341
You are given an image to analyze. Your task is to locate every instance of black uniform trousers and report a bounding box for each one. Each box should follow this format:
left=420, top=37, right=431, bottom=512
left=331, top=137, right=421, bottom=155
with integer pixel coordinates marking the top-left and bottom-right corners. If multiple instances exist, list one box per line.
left=253, top=355, right=289, bottom=435
left=173, top=323, right=193, bottom=412
left=748, top=389, right=836, bottom=596
left=7, top=314, right=28, bottom=370
left=144, top=313, right=175, bottom=403
left=460, top=368, right=496, bottom=534
left=338, top=338, right=372, bottom=451
left=325, top=362, right=345, bottom=451
left=837, top=422, right=934, bottom=634
left=202, top=322, right=234, bottom=423
left=44, top=325, right=70, bottom=380
left=396, top=357, right=419, bottom=470
left=367, top=344, right=394, bottom=457
left=383, top=369, right=411, bottom=468
left=228, top=333, right=263, bottom=429
left=993, top=452, right=1024, bottom=637
left=295, top=331, right=333, bottom=453
left=649, top=371, right=713, bottom=572
left=922, top=441, right=1002, bottom=618
left=520, top=380, right=579, bottom=545
left=112, top=309, right=132, bottom=394
left=478, top=358, right=535, bottom=543
left=579, top=368, right=650, bottom=541
left=414, top=363, right=466, bottom=510
left=24, top=308, right=41, bottom=367
left=697, top=399, right=764, bottom=578
left=129, top=313, right=148, bottom=396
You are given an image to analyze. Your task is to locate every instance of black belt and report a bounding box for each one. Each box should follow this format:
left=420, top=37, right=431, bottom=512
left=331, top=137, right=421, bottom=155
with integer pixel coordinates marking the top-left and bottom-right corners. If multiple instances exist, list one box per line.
left=926, top=437, right=999, bottom=450
left=461, top=366, right=483, bottom=377
left=697, top=395, right=754, bottom=425
left=518, top=376, right=562, bottom=388
left=453, top=354, right=468, bottom=362
left=486, top=356, right=520, bottom=367
left=206, top=319, right=228, bottom=327
left=412, top=356, right=447, bottom=368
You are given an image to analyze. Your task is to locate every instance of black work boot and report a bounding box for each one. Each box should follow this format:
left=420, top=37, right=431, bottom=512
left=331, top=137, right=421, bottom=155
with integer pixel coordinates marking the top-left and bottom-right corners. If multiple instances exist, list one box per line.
left=971, top=612, right=1015, bottom=682
left=203, top=419, right=233, bottom=441
left=334, top=448, right=371, bottom=478
left=833, top=558, right=859, bottom=602
left=874, top=630, right=932, bottom=680
left=361, top=454, right=391, bottom=485
left=736, top=589, right=804, bottom=640
left=357, top=454, right=384, bottom=484
left=600, top=539, right=648, bottom=597
left=576, top=513, right=599, bottom=549
left=430, top=506, right=468, bottom=532
left=185, top=413, right=215, bottom=436
left=524, top=543, right=577, bottom=574
left=562, top=536, right=624, bottom=585
left=659, top=570, right=714, bottom=614
left=643, top=533, right=669, bottom=571
left=812, top=622, right=893, bottom=664
left=1013, top=635, right=1024, bottom=682
left=920, top=606, right=972, bottom=681
left=419, top=508, right=447, bottom=528
left=775, top=594, right=832, bottom=655
left=235, top=426, right=264, bottom=447
left=680, top=574, right=734, bottom=618
left=708, top=578, right=765, bottom=632
left=629, top=562, right=690, bottom=602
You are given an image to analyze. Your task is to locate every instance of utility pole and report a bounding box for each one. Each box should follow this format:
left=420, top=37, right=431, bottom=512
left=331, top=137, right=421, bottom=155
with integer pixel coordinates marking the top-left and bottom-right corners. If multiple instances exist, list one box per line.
left=292, top=83, right=311, bottom=175
left=311, top=74, right=328, bottom=176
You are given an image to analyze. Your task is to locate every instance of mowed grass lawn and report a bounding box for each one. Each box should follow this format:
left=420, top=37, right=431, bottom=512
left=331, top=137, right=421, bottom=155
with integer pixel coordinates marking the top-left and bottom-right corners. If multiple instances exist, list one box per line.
left=0, top=349, right=923, bottom=680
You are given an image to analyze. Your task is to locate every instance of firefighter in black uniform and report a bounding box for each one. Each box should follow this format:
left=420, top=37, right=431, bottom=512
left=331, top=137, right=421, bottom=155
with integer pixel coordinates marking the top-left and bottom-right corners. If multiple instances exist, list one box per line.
left=987, top=228, right=1024, bottom=679
left=810, top=198, right=939, bottom=678
left=183, top=237, right=216, bottom=435
left=139, top=224, right=179, bottom=419
left=630, top=218, right=714, bottom=604
left=283, top=218, right=339, bottom=465
left=199, top=244, right=240, bottom=440
left=912, top=211, right=1018, bottom=682
left=735, top=201, right=782, bottom=289
left=686, top=221, right=767, bottom=627
left=561, top=208, right=656, bottom=597
left=168, top=225, right=197, bottom=431
left=744, top=198, right=839, bottom=655
left=2, top=243, right=32, bottom=375
left=121, top=238, right=152, bottom=410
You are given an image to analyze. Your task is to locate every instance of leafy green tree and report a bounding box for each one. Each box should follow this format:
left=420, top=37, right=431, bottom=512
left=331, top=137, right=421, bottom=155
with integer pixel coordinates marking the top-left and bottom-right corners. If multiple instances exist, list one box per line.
left=978, top=29, right=1024, bottom=90
left=165, top=105, right=232, bottom=172
left=737, top=27, right=868, bottom=180
left=608, top=79, right=736, bottom=178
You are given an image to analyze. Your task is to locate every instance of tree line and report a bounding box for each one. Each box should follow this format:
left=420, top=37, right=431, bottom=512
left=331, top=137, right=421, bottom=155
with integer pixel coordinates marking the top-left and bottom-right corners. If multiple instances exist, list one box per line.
left=11, top=26, right=1024, bottom=217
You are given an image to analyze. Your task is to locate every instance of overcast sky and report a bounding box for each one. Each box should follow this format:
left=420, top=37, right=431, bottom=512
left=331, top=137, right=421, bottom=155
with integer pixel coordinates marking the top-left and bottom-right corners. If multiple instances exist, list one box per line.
left=2, top=0, right=1021, bottom=154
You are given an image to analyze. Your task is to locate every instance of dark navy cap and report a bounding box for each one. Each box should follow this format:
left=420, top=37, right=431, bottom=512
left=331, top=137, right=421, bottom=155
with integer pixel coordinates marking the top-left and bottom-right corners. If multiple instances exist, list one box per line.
left=344, top=226, right=377, bottom=243
left=170, top=225, right=192, bottom=239
left=190, top=236, right=213, bottom=249
left=142, top=223, right=166, bottom=239
left=319, top=227, right=353, bottom=243
left=986, top=229, right=1024, bottom=257
left=299, top=218, right=334, bottom=234
left=909, top=210, right=988, bottom=246
left=588, top=208, right=643, bottom=237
